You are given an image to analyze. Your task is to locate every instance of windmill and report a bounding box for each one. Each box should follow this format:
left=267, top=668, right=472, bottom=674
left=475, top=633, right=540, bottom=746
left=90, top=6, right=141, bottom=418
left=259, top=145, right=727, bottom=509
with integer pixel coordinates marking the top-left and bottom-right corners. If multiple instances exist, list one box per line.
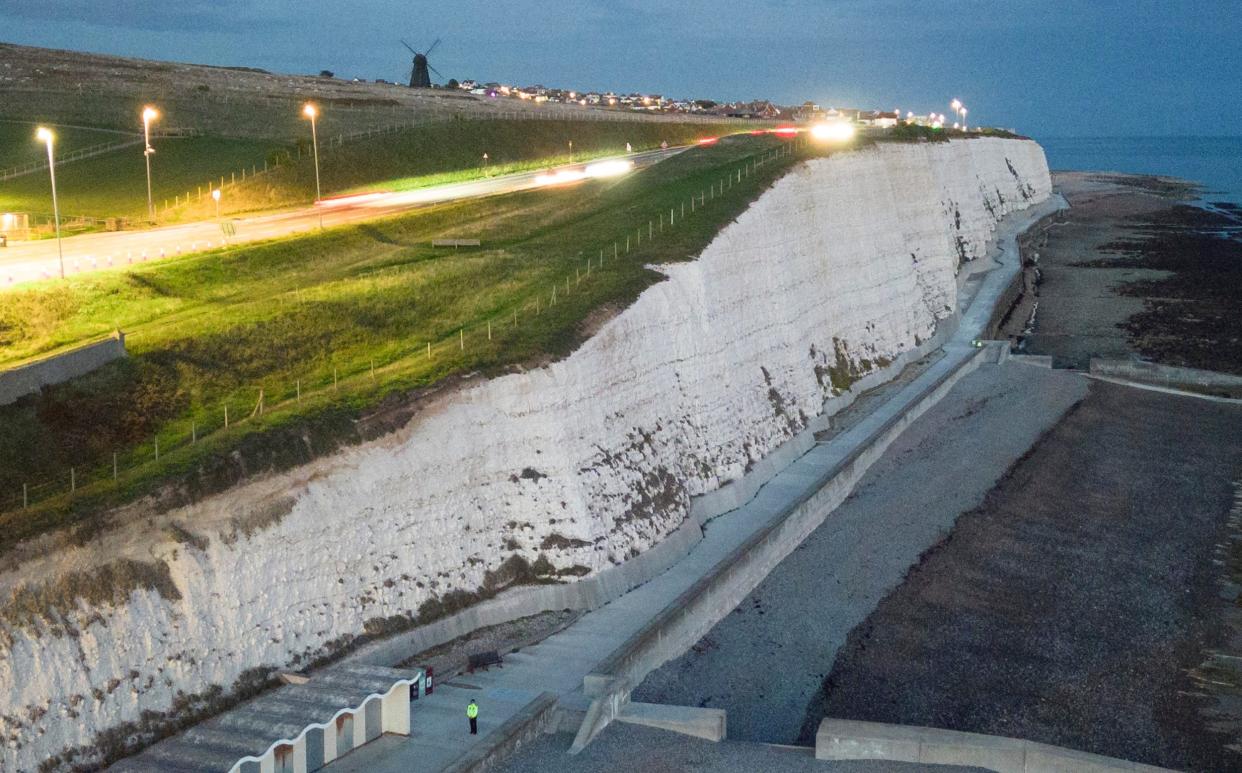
left=402, top=39, right=443, bottom=88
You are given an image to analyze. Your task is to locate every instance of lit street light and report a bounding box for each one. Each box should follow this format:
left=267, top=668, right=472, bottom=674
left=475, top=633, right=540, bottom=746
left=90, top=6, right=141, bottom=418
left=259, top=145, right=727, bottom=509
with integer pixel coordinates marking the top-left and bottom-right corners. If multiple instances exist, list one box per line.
left=482, top=152, right=489, bottom=175
left=35, top=126, right=65, bottom=279
left=950, top=99, right=967, bottom=132
left=212, top=188, right=221, bottom=219
left=142, top=106, right=159, bottom=222
left=302, top=103, right=322, bottom=203
left=568, top=140, right=574, bottom=162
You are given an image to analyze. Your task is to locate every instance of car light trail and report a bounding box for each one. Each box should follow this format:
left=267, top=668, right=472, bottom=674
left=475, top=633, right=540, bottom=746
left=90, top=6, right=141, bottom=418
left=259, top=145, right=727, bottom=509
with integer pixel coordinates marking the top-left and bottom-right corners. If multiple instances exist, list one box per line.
left=810, top=122, right=856, bottom=142
left=583, top=159, right=635, bottom=178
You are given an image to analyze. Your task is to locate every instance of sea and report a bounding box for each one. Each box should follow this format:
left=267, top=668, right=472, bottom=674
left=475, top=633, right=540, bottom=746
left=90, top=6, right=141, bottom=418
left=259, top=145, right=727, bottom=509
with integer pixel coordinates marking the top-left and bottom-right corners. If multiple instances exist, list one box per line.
left=1038, top=136, right=1242, bottom=207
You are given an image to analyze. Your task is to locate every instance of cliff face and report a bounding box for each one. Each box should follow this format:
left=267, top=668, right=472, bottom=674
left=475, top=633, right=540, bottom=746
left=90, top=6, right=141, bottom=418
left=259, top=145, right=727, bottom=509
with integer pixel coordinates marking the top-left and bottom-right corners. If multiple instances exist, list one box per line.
left=0, top=138, right=1050, bottom=771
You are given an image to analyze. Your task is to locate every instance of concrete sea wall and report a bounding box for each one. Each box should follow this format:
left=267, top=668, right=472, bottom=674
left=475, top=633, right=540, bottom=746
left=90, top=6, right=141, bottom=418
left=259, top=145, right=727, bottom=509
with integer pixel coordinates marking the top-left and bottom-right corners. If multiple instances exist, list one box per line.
left=1089, top=358, right=1242, bottom=395
left=0, top=137, right=1050, bottom=771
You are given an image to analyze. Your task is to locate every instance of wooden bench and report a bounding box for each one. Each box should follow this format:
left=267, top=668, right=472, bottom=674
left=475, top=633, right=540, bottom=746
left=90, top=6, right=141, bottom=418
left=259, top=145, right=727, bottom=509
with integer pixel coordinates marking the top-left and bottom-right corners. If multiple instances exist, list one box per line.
left=467, top=650, right=503, bottom=672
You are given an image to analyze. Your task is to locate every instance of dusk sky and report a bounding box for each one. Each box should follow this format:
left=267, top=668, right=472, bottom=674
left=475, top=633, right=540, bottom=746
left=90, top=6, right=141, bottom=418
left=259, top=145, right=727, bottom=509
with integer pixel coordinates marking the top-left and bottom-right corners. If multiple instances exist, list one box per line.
left=1, top=0, right=1238, bottom=138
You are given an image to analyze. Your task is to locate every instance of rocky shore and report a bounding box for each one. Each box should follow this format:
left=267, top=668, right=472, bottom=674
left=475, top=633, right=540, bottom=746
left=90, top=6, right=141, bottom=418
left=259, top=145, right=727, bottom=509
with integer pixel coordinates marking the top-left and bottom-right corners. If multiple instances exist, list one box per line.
left=998, top=171, right=1242, bottom=373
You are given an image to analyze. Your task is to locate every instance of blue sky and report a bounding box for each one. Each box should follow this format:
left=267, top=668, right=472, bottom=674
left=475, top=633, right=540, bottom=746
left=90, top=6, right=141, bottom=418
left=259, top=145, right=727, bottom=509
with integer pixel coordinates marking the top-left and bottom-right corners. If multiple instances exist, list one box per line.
left=0, top=0, right=1238, bottom=138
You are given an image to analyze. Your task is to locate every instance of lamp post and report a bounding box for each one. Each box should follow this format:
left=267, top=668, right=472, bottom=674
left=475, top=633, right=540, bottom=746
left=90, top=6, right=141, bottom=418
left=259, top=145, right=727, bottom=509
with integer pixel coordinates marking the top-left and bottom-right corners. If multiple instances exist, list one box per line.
left=960, top=107, right=968, bottom=132
left=212, top=188, right=221, bottom=219
left=302, top=103, right=322, bottom=202
left=482, top=152, right=489, bottom=175
left=568, top=140, right=573, bottom=162
left=142, top=106, right=159, bottom=222
left=36, top=127, right=65, bottom=279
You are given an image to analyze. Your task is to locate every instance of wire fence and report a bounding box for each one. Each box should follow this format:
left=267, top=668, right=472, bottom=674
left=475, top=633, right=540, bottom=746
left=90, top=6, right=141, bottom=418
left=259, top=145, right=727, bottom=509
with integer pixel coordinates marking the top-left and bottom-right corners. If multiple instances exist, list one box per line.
left=0, top=127, right=203, bottom=183
left=1, top=139, right=806, bottom=517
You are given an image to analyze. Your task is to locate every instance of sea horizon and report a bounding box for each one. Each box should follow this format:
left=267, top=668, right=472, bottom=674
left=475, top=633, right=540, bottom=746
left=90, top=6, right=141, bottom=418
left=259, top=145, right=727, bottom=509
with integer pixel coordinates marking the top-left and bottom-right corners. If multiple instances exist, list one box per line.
left=1035, top=135, right=1242, bottom=204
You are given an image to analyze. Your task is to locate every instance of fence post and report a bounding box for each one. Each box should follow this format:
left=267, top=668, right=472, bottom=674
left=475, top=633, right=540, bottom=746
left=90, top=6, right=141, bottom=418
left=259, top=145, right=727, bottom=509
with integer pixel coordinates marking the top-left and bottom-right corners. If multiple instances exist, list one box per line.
left=113, top=452, right=118, bottom=480
left=224, top=404, right=229, bottom=428
left=427, top=341, right=431, bottom=358
left=334, top=368, right=339, bottom=391
left=488, top=320, right=492, bottom=340
left=297, top=379, right=302, bottom=403
left=371, top=359, right=376, bottom=381
left=70, top=467, right=76, bottom=494
left=23, top=483, right=27, bottom=509
left=154, top=437, right=159, bottom=461
left=192, top=421, right=197, bottom=444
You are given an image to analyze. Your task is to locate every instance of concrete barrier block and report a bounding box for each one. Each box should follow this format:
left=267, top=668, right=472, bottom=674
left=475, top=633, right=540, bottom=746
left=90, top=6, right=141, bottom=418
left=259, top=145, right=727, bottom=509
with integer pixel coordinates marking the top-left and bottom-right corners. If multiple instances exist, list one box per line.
left=815, top=719, right=1169, bottom=772
left=919, top=732, right=1025, bottom=772
left=815, top=720, right=923, bottom=762
left=1010, top=354, right=1054, bottom=368
left=1022, top=740, right=1141, bottom=772
left=617, top=702, right=726, bottom=742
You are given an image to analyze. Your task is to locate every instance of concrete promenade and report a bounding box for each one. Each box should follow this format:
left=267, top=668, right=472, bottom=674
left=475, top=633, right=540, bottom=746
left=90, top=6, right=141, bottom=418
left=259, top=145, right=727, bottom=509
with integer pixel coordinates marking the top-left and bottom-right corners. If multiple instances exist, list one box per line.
left=327, top=194, right=1067, bottom=772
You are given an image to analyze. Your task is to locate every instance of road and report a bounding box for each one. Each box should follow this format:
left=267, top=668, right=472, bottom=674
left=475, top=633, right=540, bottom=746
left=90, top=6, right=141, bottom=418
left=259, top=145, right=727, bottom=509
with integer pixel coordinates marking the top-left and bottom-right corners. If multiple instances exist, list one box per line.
left=0, top=146, right=685, bottom=286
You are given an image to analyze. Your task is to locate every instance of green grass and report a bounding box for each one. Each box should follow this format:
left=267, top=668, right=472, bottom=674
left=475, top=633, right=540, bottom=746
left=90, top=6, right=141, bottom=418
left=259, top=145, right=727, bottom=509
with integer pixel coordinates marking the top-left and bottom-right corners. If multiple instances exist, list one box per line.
left=0, top=134, right=816, bottom=548
left=0, top=121, right=134, bottom=170
left=163, top=118, right=744, bottom=222
left=0, top=134, right=281, bottom=221
left=0, top=118, right=738, bottom=226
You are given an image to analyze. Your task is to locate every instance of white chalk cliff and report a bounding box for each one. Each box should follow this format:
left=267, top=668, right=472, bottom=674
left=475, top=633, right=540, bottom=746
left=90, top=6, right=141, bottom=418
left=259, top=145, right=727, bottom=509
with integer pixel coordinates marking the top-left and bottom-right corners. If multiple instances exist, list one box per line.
left=0, top=137, right=1050, bottom=771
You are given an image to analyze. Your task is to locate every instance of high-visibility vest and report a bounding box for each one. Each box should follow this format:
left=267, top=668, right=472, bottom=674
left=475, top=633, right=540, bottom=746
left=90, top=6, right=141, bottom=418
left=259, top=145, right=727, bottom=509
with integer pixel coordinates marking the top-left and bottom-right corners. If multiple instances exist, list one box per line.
left=466, top=703, right=478, bottom=719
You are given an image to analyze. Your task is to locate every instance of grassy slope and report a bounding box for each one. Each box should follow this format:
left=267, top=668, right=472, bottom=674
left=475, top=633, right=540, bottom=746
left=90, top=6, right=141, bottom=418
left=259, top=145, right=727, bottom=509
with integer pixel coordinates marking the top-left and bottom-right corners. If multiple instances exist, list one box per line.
left=0, top=122, right=135, bottom=169
left=0, top=118, right=737, bottom=223
left=0, top=134, right=280, bottom=220
left=0, top=134, right=810, bottom=547
left=165, top=118, right=741, bottom=221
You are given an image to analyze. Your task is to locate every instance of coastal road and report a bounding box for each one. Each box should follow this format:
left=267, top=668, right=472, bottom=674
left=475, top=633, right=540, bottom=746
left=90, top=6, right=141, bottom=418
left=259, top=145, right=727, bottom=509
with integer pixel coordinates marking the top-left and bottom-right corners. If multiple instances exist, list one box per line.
left=0, top=145, right=686, bottom=286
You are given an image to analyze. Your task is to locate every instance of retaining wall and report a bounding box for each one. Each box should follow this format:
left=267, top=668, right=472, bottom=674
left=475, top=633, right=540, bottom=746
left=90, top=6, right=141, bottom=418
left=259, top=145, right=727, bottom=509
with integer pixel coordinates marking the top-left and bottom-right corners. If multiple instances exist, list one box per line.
left=0, top=331, right=126, bottom=406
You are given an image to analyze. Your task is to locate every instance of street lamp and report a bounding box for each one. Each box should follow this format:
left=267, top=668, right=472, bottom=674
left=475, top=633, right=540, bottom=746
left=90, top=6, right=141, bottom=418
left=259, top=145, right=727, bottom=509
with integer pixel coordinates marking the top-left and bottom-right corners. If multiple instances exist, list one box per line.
left=142, top=106, right=159, bottom=222
left=302, top=103, right=322, bottom=203
left=960, top=107, right=968, bottom=131
left=212, top=188, right=221, bottom=219
left=568, top=140, right=573, bottom=162
left=35, top=127, right=65, bottom=279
